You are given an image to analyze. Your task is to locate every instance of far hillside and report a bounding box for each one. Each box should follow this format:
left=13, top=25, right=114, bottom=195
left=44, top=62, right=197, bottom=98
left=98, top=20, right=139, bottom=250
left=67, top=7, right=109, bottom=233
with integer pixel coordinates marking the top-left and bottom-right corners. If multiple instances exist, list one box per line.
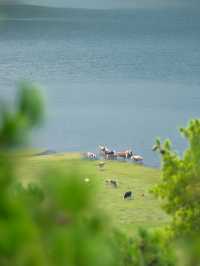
left=1, top=3, right=198, bottom=20
left=0, top=4, right=88, bottom=19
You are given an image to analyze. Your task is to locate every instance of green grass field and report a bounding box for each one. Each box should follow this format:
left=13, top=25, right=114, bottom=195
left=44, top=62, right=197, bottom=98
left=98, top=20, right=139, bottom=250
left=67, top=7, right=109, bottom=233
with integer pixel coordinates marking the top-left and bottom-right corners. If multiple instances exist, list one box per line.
left=18, top=152, right=169, bottom=234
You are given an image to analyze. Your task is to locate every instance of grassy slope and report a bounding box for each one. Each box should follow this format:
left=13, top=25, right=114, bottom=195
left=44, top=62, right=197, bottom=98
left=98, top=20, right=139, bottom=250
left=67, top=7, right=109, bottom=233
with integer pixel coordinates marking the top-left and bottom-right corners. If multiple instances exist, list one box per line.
left=18, top=152, right=169, bottom=233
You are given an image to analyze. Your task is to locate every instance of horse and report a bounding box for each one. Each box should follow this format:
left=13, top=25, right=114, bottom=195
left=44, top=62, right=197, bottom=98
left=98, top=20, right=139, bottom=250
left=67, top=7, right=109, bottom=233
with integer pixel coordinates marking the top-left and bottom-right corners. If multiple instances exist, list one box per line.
left=99, top=145, right=116, bottom=160
left=116, top=149, right=133, bottom=160
left=131, top=154, right=143, bottom=163
left=83, top=152, right=97, bottom=160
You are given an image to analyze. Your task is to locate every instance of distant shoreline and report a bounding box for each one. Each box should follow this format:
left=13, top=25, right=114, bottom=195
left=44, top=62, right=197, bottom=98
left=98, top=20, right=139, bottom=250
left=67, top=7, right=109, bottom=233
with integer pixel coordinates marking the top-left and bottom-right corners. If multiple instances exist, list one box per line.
left=1, top=4, right=198, bottom=20
left=28, top=150, right=159, bottom=170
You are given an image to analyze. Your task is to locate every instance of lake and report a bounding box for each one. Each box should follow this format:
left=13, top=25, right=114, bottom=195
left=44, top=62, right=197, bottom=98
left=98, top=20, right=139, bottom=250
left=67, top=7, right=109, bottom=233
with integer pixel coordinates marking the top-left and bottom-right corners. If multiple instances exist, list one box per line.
left=0, top=7, right=200, bottom=166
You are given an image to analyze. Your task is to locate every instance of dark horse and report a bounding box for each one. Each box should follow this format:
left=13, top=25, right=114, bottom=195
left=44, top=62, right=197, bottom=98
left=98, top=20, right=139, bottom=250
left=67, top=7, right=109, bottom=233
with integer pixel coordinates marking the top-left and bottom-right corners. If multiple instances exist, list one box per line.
left=98, top=145, right=116, bottom=160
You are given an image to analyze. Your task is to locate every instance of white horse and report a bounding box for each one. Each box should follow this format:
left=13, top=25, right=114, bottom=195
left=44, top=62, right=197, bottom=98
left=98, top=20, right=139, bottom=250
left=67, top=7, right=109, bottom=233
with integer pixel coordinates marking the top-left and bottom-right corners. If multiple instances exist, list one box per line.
left=83, top=152, right=97, bottom=160
left=131, top=154, right=143, bottom=163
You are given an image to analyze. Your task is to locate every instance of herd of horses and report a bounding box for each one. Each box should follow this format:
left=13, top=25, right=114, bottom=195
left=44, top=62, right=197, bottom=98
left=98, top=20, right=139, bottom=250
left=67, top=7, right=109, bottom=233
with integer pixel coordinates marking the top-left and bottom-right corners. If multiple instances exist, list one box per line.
left=82, top=145, right=145, bottom=201
left=84, top=145, right=143, bottom=163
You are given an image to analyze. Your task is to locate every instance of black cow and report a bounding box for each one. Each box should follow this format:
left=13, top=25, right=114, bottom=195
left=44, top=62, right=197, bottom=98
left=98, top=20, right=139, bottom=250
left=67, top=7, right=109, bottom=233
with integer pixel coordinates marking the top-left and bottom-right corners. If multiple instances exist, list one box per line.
left=123, top=191, right=133, bottom=200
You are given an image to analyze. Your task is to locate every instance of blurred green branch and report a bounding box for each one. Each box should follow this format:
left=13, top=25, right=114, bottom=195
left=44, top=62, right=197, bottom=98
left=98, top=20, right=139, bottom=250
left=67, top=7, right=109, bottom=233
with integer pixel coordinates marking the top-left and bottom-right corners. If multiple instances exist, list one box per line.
left=0, top=82, right=44, bottom=148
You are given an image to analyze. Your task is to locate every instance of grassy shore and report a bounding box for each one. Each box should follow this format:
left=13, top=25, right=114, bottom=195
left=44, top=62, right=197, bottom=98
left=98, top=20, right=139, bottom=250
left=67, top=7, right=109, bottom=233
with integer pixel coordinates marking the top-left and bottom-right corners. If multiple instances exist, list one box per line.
left=18, top=152, right=169, bottom=233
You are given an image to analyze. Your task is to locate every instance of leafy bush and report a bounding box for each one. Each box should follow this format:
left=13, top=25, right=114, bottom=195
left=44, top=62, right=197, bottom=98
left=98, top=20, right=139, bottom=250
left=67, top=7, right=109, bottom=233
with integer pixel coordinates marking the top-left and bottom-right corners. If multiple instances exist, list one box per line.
left=132, top=229, right=176, bottom=266
left=0, top=82, right=43, bottom=148
left=152, top=120, right=200, bottom=238
left=152, top=120, right=200, bottom=265
left=111, top=228, right=176, bottom=266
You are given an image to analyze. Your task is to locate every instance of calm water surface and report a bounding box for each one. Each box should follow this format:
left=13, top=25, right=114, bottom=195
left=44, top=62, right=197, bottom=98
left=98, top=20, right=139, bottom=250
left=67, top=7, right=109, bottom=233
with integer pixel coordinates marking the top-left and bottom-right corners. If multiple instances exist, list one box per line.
left=0, top=8, right=200, bottom=166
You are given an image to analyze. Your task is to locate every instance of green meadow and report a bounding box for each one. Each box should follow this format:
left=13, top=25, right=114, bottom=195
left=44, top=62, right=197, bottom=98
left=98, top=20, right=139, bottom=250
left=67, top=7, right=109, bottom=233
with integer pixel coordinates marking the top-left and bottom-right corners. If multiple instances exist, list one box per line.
left=18, top=152, right=169, bottom=234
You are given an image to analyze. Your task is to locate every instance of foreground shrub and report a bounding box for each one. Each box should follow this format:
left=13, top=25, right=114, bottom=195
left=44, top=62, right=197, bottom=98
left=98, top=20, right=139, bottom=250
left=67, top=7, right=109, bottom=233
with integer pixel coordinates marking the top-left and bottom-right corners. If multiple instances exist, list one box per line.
left=152, top=120, right=200, bottom=265
left=152, top=120, right=200, bottom=238
left=112, top=229, right=176, bottom=266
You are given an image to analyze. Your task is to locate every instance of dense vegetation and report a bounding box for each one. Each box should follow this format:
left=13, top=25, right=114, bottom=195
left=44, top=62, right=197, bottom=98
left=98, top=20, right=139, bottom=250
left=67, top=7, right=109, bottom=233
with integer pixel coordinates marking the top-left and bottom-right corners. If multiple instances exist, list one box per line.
left=0, top=84, right=200, bottom=265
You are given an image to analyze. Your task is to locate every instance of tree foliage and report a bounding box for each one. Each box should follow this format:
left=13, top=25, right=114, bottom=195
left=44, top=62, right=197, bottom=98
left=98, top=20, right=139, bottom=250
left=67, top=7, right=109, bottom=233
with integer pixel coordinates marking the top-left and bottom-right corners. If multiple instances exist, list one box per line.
left=112, top=229, right=176, bottom=266
left=152, top=120, right=200, bottom=238
left=0, top=82, right=44, bottom=148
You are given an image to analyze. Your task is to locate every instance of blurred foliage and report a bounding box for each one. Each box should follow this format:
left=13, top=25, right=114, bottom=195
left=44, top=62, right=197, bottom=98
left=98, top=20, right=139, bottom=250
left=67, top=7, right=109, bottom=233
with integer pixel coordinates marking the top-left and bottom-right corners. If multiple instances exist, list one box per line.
left=0, top=82, right=44, bottom=148
left=18, top=81, right=44, bottom=127
left=152, top=120, right=200, bottom=237
left=152, top=120, right=200, bottom=265
left=111, top=229, right=176, bottom=266
left=132, top=229, right=176, bottom=266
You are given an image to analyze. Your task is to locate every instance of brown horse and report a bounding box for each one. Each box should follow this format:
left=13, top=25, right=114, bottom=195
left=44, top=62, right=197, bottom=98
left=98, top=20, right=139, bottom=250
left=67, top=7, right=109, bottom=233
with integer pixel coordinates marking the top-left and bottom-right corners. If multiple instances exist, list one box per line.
left=116, top=150, right=133, bottom=159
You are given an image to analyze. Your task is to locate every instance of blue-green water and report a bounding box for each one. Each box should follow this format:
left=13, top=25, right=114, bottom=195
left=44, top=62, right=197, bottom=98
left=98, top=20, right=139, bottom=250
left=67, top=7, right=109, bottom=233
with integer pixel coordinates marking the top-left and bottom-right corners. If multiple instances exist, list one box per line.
left=0, top=8, right=200, bottom=166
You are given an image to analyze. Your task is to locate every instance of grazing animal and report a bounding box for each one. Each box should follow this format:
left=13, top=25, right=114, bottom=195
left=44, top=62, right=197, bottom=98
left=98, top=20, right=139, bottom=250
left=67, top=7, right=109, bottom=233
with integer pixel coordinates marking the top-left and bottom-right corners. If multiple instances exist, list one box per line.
left=131, top=154, right=143, bottom=163
left=110, top=180, right=118, bottom=188
left=116, top=149, right=133, bottom=160
left=98, top=161, right=105, bottom=169
left=105, top=179, right=118, bottom=188
left=84, top=152, right=97, bottom=160
left=99, top=145, right=116, bottom=160
left=86, top=152, right=97, bottom=160
left=123, top=191, right=133, bottom=200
